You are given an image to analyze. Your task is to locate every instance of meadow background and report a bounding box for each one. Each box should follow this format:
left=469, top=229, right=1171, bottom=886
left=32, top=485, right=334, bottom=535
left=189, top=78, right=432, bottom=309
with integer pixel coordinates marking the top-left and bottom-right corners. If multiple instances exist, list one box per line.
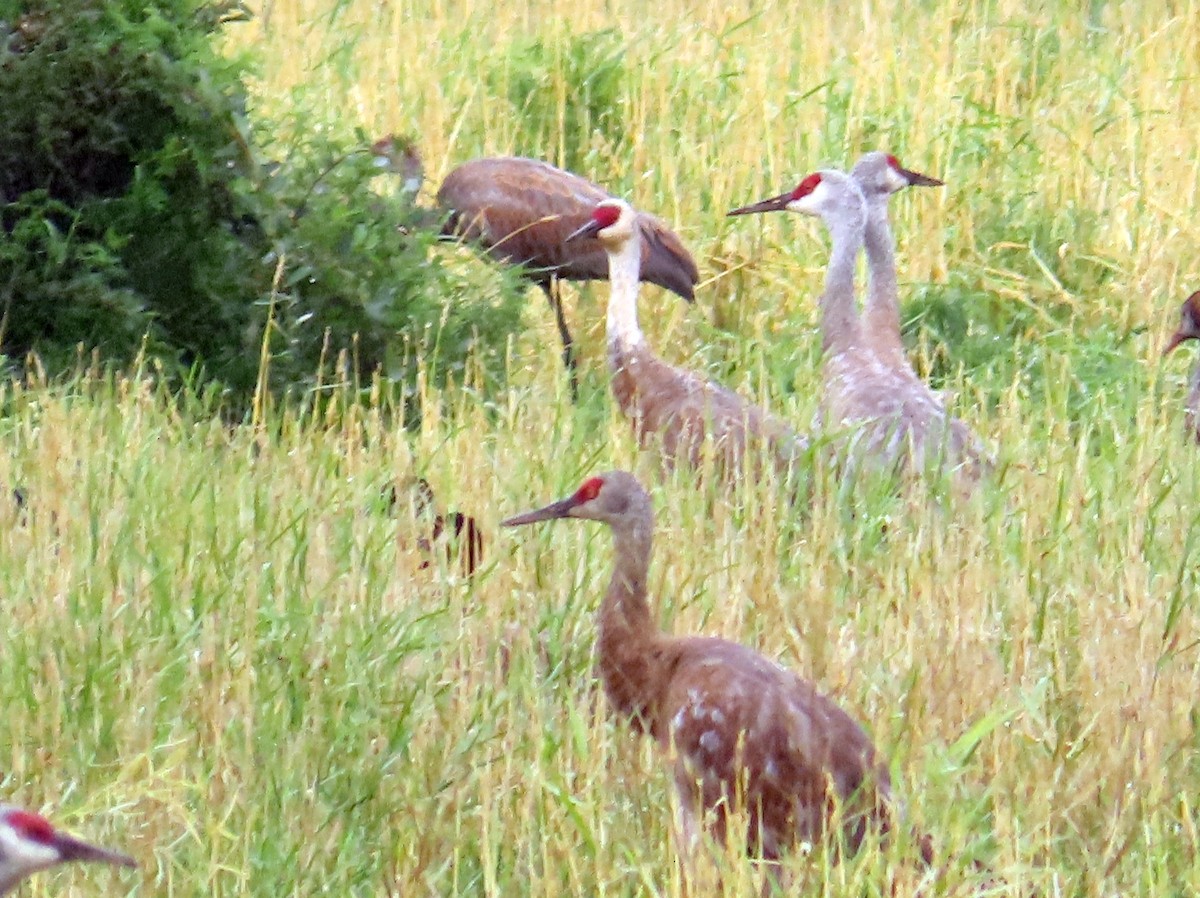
left=4, top=0, right=1200, bottom=895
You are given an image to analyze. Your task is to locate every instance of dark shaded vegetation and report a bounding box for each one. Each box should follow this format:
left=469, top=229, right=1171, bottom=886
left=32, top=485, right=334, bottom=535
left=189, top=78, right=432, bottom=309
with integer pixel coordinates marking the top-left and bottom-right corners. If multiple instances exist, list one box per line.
left=0, top=0, right=522, bottom=418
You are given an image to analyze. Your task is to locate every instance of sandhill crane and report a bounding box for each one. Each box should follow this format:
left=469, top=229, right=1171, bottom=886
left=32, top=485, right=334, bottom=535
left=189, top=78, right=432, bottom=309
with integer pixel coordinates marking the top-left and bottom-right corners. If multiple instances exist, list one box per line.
left=1164, top=289, right=1200, bottom=443
left=850, top=152, right=943, bottom=370
left=383, top=477, right=484, bottom=576
left=371, top=137, right=699, bottom=398
left=567, top=199, right=807, bottom=482
left=502, top=471, right=925, bottom=876
left=728, top=170, right=991, bottom=493
left=0, top=804, right=135, bottom=896
left=370, top=133, right=424, bottom=199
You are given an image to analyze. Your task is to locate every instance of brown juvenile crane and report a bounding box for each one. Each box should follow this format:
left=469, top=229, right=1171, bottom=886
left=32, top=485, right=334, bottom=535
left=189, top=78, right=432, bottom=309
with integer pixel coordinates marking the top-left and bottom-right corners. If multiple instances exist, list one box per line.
left=728, top=169, right=991, bottom=494
left=503, top=471, right=921, bottom=877
left=0, top=804, right=135, bottom=896
left=1164, top=289, right=1200, bottom=444
left=371, top=137, right=699, bottom=398
left=567, top=199, right=807, bottom=481
left=382, top=476, right=485, bottom=576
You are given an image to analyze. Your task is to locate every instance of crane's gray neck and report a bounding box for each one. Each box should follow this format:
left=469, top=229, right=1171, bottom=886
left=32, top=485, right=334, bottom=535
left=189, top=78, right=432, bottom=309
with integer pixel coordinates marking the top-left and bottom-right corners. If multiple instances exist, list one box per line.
left=821, top=216, right=866, bottom=354
left=862, top=197, right=899, bottom=338
left=595, top=508, right=659, bottom=730
left=0, top=859, right=51, bottom=897
left=600, top=511, right=654, bottom=638
left=605, top=231, right=646, bottom=351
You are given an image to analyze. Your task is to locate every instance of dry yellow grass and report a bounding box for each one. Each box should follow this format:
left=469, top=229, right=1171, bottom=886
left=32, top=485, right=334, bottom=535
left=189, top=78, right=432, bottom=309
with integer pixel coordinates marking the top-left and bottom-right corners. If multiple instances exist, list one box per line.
left=5, top=2, right=1200, bottom=897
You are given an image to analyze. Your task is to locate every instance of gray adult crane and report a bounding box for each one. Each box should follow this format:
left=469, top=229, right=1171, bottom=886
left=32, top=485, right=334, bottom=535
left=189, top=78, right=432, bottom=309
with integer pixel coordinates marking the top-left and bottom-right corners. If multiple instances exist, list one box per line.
left=567, top=198, right=807, bottom=482
left=0, top=804, right=135, bottom=896
left=728, top=170, right=991, bottom=494
left=502, top=471, right=925, bottom=879
left=371, top=137, right=699, bottom=398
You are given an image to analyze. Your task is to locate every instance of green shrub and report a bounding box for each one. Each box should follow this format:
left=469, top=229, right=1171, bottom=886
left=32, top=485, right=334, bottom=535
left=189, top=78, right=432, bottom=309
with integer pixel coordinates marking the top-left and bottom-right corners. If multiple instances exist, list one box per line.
left=248, top=126, right=526, bottom=407
left=0, top=0, right=266, bottom=385
left=0, top=0, right=524, bottom=417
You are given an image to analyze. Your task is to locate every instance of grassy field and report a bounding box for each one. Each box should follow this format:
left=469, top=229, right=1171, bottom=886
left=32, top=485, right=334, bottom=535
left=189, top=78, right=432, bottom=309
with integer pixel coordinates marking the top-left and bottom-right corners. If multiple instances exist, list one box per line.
left=5, top=0, right=1200, bottom=895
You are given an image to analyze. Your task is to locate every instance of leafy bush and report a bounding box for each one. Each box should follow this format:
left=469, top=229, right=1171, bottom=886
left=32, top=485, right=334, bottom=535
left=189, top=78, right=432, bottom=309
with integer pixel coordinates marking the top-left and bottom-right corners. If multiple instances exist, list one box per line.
left=248, top=128, right=525, bottom=406
left=0, top=0, right=263, bottom=386
left=0, top=0, right=524, bottom=417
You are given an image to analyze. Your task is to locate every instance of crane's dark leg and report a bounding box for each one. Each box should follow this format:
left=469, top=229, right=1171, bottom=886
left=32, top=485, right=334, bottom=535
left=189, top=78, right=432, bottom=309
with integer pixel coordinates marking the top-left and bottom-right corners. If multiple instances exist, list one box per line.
left=540, top=277, right=579, bottom=400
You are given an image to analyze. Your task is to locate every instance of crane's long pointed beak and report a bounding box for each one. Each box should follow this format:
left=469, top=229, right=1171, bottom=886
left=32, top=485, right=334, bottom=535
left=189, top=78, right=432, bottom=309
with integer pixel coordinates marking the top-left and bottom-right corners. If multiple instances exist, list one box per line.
left=899, top=166, right=943, bottom=187
left=726, top=192, right=792, bottom=216
left=502, top=496, right=577, bottom=527
left=1164, top=330, right=1189, bottom=356
left=53, top=832, right=137, bottom=868
left=565, top=220, right=603, bottom=243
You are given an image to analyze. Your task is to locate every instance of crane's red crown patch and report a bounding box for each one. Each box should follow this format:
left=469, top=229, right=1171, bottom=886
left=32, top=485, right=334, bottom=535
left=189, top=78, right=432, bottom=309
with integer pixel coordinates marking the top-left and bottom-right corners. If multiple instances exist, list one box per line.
left=575, top=477, right=604, bottom=502
left=5, top=810, right=56, bottom=844
left=593, top=204, right=622, bottom=228
left=791, top=173, right=822, bottom=200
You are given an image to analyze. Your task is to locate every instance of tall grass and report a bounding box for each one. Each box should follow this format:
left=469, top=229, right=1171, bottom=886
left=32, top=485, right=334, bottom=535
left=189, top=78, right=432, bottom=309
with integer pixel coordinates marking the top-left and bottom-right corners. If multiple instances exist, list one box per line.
left=4, top=1, right=1200, bottom=896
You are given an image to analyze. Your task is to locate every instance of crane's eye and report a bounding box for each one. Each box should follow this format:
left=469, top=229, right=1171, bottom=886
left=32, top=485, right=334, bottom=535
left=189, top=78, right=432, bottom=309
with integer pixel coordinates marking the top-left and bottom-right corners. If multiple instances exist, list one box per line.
left=575, top=477, right=604, bottom=502
left=790, top=173, right=822, bottom=200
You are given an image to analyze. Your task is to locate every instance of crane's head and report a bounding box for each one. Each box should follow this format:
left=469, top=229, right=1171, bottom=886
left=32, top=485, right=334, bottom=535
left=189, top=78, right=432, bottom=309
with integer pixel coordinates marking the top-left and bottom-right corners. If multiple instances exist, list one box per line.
left=727, top=170, right=866, bottom=228
left=851, top=151, right=943, bottom=198
left=0, top=805, right=135, bottom=894
left=502, top=471, right=650, bottom=530
left=565, top=200, right=637, bottom=246
left=1165, top=290, right=1200, bottom=356
left=370, top=133, right=424, bottom=194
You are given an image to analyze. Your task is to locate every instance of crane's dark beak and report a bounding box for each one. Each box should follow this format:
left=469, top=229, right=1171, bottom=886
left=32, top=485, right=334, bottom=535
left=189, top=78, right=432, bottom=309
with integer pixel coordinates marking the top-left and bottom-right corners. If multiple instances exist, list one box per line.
left=502, top=495, right=577, bottom=527
left=726, top=192, right=792, bottom=216
left=898, top=166, right=943, bottom=188
left=53, top=832, right=137, bottom=868
left=565, top=219, right=603, bottom=243
left=1164, top=330, right=1190, bottom=356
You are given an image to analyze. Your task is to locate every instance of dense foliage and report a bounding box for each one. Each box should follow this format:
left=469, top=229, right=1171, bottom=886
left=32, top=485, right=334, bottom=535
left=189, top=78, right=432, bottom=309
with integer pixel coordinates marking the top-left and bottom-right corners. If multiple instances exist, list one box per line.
left=0, top=0, right=523, bottom=414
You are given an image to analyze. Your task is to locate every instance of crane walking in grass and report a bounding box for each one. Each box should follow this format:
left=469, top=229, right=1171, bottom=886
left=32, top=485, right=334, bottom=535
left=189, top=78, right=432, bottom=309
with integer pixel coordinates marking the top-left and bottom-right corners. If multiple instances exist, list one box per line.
left=502, top=471, right=924, bottom=881
left=0, top=804, right=135, bottom=896
left=728, top=168, right=991, bottom=494
left=1163, top=289, right=1200, bottom=443
left=568, top=198, right=807, bottom=482
left=371, top=136, right=699, bottom=399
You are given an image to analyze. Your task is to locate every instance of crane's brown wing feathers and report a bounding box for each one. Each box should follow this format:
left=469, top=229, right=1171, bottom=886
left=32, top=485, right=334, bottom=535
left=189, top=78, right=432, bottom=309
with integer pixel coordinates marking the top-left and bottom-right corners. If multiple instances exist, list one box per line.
left=658, top=636, right=889, bottom=857
left=438, top=158, right=696, bottom=294
left=610, top=343, right=808, bottom=474
left=822, top=349, right=993, bottom=482
left=437, top=157, right=610, bottom=278
left=636, top=213, right=699, bottom=301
